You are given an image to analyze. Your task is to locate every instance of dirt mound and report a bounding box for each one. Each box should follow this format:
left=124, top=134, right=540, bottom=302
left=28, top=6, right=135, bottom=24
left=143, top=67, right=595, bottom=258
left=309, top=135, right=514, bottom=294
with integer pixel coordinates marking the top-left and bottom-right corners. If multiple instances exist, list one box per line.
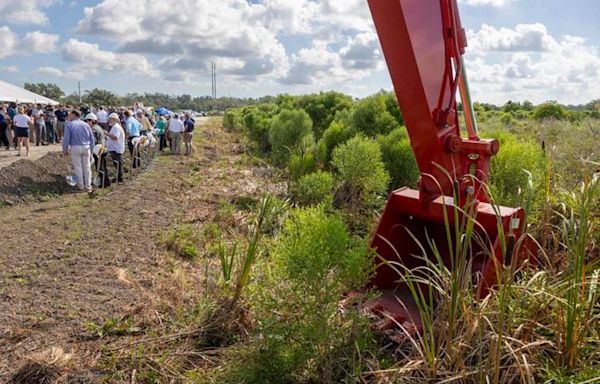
left=0, top=153, right=71, bottom=204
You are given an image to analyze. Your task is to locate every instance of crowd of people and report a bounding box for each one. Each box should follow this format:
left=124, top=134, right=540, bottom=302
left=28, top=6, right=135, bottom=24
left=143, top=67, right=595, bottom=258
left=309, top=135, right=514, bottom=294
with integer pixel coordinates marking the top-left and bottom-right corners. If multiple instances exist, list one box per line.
left=0, top=102, right=197, bottom=193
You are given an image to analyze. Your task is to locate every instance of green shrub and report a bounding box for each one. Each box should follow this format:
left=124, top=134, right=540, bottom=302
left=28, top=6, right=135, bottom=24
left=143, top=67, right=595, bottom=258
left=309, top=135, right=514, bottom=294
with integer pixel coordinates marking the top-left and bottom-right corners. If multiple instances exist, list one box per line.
left=486, top=130, right=546, bottom=210
left=349, top=95, right=400, bottom=137
left=242, top=106, right=272, bottom=152
left=223, top=108, right=242, bottom=131
left=377, top=127, right=419, bottom=190
left=223, top=207, right=372, bottom=383
left=331, top=136, right=390, bottom=207
left=288, top=152, right=317, bottom=183
left=293, top=171, right=334, bottom=206
left=317, top=120, right=355, bottom=165
left=268, top=109, right=314, bottom=165
left=294, top=91, right=353, bottom=138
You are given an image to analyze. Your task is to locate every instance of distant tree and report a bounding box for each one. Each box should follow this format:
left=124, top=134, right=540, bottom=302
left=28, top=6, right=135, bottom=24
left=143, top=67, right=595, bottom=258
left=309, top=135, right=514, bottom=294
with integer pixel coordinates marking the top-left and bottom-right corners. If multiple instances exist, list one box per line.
left=502, top=100, right=522, bottom=113
left=522, top=100, right=534, bottom=111
left=84, top=88, right=120, bottom=106
left=24, top=82, right=65, bottom=100
left=533, top=103, right=568, bottom=121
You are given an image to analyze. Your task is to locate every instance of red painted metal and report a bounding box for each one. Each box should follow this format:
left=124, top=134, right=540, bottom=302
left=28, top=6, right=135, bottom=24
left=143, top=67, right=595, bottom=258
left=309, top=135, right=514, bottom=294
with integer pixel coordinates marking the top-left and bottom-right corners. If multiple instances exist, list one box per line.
left=365, top=0, right=529, bottom=333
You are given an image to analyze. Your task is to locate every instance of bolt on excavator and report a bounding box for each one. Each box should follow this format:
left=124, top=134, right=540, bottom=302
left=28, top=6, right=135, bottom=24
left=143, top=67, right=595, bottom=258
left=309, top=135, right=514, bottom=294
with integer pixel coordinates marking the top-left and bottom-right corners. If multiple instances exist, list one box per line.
left=365, top=0, right=531, bottom=332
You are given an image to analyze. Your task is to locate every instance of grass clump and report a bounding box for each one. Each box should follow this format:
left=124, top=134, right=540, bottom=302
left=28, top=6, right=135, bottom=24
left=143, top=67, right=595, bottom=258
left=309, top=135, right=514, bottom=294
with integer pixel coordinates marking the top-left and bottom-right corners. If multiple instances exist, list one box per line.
left=161, top=224, right=202, bottom=260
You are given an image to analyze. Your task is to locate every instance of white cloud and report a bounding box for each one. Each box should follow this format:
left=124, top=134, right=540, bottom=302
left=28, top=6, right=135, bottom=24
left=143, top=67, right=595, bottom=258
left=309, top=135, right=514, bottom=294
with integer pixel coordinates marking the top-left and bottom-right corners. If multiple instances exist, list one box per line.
left=0, top=26, right=59, bottom=57
left=22, top=31, right=59, bottom=53
left=282, top=32, right=382, bottom=86
left=2, top=65, right=20, bottom=73
left=35, top=66, right=83, bottom=80
left=61, top=38, right=158, bottom=77
left=0, top=27, right=19, bottom=58
left=459, top=0, right=516, bottom=7
left=0, top=0, right=58, bottom=25
left=75, top=0, right=378, bottom=85
left=468, top=23, right=557, bottom=52
left=464, top=23, right=600, bottom=104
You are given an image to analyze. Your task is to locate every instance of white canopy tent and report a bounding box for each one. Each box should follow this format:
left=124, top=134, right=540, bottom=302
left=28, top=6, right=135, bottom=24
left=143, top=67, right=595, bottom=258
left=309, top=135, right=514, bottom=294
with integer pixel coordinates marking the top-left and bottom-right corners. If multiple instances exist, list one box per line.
left=0, top=80, right=59, bottom=105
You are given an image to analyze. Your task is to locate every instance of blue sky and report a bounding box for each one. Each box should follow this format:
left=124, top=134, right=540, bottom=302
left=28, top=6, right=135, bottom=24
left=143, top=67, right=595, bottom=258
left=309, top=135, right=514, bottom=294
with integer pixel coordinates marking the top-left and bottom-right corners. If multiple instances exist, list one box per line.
left=0, top=0, right=598, bottom=104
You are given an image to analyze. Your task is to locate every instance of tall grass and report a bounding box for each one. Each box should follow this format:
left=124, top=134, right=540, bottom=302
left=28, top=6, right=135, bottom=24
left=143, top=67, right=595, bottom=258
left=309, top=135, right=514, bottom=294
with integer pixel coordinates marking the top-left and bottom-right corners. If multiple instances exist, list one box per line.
left=554, top=167, right=599, bottom=369
left=370, top=168, right=599, bottom=383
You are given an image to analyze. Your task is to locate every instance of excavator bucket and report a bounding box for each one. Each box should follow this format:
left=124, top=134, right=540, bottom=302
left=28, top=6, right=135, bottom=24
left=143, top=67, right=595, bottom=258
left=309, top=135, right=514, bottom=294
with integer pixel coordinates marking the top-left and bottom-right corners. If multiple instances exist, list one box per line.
left=365, top=0, right=530, bottom=333
left=367, top=188, right=526, bottom=332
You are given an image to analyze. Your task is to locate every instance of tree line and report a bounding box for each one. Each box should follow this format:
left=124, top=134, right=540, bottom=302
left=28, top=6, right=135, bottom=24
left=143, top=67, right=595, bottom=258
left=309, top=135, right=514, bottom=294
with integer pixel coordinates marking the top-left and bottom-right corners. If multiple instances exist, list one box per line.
left=23, top=82, right=600, bottom=117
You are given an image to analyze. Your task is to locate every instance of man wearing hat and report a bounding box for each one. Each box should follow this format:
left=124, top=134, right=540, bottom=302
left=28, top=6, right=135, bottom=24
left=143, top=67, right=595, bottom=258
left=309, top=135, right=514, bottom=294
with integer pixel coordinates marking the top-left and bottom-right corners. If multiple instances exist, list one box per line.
left=106, top=112, right=125, bottom=183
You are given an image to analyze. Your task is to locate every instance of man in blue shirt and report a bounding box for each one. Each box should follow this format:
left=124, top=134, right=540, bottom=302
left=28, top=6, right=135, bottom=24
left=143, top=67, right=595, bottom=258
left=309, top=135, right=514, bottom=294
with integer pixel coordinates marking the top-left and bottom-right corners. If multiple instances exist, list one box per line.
left=63, top=110, right=95, bottom=193
left=125, top=110, right=142, bottom=168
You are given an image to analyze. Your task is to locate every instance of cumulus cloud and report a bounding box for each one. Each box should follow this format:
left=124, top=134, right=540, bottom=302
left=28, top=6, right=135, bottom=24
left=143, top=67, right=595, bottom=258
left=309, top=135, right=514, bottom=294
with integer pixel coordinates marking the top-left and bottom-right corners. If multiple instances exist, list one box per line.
left=281, top=32, right=382, bottom=86
left=35, top=66, right=84, bottom=80
left=468, top=23, right=557, bottom=52
left=75, top=0, right=378, bottom=85
left=464, top=23, right=600, bottom=104
left=0, top=0, right=58, bottom=25
left=61, top=38, right=158, bottom=77
left=0, top=26, right=59, bottom=57
left=22, top=31, right=59, bottom=53
left=0, top=27, right=19, bottom=58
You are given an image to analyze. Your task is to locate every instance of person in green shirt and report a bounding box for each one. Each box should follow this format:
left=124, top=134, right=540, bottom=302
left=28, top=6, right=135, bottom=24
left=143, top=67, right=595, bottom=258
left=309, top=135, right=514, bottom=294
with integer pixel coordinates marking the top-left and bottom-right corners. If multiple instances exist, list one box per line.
left=154, top=116, right=167, bottom=151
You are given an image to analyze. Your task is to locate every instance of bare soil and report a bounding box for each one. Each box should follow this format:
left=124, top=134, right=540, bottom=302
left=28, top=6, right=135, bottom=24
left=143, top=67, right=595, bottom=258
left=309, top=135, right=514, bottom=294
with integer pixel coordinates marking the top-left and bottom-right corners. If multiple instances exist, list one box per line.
left=0, top=119, right=284, bottom=382
left=0, top=152, right=71, bottom=204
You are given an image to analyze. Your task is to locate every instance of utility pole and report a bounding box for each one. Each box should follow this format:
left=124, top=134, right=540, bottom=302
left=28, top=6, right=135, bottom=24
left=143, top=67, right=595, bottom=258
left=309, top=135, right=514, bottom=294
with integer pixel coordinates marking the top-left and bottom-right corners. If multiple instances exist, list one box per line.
left=211, top=61, right=217, bottom=111
left=78, top=81, right=82, bottom=103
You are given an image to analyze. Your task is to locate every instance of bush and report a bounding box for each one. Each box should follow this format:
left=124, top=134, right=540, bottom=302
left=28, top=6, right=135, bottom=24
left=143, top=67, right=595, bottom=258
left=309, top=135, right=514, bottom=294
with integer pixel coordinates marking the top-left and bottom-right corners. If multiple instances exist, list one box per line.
left=223, top=108, right=242, bottom=131
left=242, top=106, right=272, bottom=152
left=268, top=109, right=313, bottom=165
left=293, top=171, right=334, bottom=206
left=331, top=136, right=390, bottom=208
left=486, top=130, right=546, bottom=210
left=288, top=152, right=317, bottom=183
left=349, top=95, right=400, bottom=137
left=223, top=207, right=372, bottom=383
left=317, top=120, right=355, bottom=165
left=376, top=127, right=419, bottom=190
left=294, top=91, right=353, bottom=139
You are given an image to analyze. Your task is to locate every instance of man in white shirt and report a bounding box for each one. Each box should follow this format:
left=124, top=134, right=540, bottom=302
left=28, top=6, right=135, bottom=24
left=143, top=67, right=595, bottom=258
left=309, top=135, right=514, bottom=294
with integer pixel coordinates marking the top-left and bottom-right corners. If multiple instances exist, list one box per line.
left=168, top=114, right=184, bottom=155
left=106, top=113, right=125, bottom=183
left=96, top=107, right=109, bottom=130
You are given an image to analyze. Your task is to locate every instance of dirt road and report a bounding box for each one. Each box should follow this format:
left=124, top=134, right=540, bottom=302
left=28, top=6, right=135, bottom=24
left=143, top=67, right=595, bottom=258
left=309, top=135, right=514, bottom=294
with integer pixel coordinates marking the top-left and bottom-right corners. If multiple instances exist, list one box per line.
left=0, top=119, right=283, bottom=381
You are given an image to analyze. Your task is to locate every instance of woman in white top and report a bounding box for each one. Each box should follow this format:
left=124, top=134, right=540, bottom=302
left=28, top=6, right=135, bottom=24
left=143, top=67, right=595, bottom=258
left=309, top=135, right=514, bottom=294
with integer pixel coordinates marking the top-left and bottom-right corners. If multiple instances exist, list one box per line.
left=13, top=107, right=32, bottom=156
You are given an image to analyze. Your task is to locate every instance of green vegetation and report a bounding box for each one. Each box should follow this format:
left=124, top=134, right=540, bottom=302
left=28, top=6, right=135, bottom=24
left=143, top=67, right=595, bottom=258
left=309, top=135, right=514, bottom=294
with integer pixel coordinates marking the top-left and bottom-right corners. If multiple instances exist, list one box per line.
left=269, top=109, right=314, bottom=165
left=331, top=136, right=390, bottom=209
left=292, top=171, right=334, bottom=206
left=105, top=94, right=599, bottom=383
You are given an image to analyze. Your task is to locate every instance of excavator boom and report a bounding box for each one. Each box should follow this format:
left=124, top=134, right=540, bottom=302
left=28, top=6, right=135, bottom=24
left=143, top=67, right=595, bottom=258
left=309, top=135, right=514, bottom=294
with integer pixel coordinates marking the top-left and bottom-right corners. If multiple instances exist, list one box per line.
left=365, top=0, right=528, bottom=333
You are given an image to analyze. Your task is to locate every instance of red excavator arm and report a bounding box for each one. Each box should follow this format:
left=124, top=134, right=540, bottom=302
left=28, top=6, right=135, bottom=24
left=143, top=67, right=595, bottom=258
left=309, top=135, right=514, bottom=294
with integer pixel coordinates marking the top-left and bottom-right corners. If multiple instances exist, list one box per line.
left=366, top=0, right=528, bottom=332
